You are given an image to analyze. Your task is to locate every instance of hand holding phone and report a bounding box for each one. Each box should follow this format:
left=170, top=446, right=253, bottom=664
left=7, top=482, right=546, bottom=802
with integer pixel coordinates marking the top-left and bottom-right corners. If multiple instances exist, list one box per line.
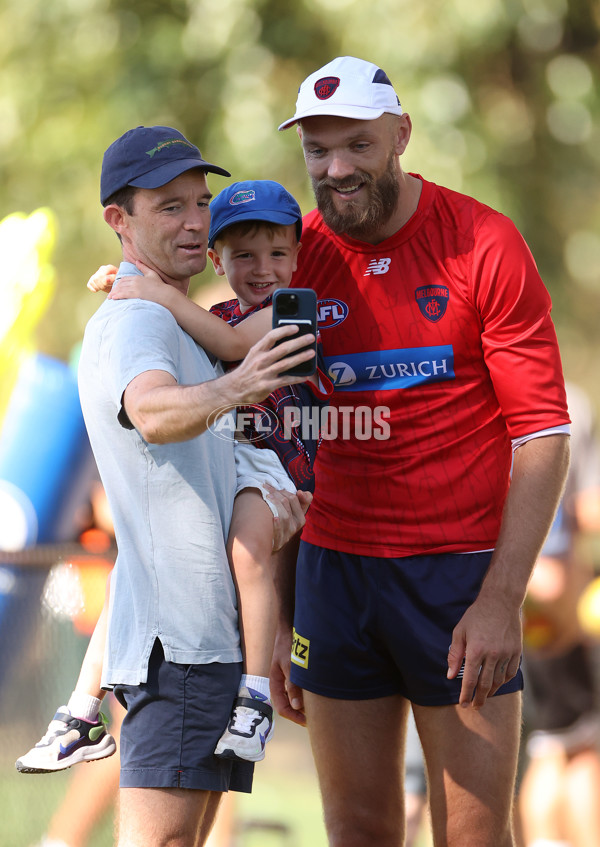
left=272, top=288, right=317, bottom=377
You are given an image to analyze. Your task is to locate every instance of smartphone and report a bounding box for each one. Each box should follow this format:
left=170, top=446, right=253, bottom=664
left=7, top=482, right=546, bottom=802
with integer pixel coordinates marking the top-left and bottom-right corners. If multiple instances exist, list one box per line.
left=272, top=288, right=317, bottom=377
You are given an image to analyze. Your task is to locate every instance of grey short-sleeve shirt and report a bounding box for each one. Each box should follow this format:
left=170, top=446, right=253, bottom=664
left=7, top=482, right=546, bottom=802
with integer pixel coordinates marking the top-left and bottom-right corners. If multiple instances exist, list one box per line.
left=78, top=264, right=241, bottom=686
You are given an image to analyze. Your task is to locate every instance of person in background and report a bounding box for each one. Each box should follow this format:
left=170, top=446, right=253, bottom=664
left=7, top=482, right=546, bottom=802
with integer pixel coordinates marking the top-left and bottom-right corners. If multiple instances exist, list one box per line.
left=32, top=482, right=122, bottom=847
left=403, top=713, right=429, bottom=847
left=519, top=382, right=600, bottom=847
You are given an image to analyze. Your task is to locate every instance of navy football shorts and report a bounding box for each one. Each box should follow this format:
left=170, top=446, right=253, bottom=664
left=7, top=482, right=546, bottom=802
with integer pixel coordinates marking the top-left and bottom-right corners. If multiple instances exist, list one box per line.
left=290, top=542, right=523, bottom=705
left=114, top=639, right=253, bottom=791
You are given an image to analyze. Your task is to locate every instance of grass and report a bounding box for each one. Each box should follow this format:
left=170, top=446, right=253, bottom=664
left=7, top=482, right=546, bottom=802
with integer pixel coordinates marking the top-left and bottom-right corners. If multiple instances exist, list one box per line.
left=0, top=766, right=113, bottom=847
left=0, top=617, right=431, bottom=846
left=0, top=718, right=328, bottom=847
left=1, top=725, right=432, bottom=846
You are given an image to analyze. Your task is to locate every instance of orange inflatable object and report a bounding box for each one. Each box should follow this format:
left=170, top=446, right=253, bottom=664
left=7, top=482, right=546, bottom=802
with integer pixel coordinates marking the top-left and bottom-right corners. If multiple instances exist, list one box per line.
left=70, top=557, right=113, bottom=637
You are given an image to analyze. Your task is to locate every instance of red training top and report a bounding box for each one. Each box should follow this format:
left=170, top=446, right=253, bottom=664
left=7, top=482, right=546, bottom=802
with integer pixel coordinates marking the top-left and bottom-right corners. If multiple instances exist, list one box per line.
left=293, top=175, right=570, bottom=557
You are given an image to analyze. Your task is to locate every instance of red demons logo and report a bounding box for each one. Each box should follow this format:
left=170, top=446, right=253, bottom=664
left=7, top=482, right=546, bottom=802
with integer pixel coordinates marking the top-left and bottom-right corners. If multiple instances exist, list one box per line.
left=314, top=76, right=340, bottom=100
left=414, top=285, right=449, bottom=323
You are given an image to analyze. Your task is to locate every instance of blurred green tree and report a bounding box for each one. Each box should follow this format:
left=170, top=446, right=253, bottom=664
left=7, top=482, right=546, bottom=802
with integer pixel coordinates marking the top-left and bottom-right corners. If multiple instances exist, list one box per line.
left=0, top=0, right=598, bottom=393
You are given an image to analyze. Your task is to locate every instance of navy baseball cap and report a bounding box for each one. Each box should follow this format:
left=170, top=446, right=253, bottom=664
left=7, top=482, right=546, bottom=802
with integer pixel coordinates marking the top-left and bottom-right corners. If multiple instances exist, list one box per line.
left=208, top=180, right=303, bottom=248
left=100, top=125, right=231, bottom=205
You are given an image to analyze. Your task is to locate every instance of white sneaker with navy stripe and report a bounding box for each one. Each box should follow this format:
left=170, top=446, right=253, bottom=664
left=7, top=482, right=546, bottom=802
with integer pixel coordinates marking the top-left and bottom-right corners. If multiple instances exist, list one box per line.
left=214, top=687, right=274, bottom=762
left=15, top=707, right=116, bottom=773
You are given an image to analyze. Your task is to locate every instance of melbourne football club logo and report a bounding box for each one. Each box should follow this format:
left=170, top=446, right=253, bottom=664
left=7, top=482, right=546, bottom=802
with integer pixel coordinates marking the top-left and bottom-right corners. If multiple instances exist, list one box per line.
left=317, top=298, right=348, bottom=328
left=414, top=285, right=450, bottom=323
left=314, top=76, right=340, bottom=100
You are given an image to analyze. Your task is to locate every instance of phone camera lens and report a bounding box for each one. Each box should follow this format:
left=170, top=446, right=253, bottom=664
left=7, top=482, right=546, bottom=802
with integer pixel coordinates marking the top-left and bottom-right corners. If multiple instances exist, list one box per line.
left=279, top=294, right=299, bottom=316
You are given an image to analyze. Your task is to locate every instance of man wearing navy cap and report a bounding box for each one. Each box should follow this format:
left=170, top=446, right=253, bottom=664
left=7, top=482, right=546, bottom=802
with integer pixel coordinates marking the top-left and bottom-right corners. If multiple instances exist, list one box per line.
left=272, top=57, right=572, bottom=847
left=77, top=126, right=314, bottom=847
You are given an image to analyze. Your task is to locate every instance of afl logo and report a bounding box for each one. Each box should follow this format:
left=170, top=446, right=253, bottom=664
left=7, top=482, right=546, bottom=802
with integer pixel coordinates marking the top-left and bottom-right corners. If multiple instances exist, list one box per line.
left=207, top=404, right=279, bottom=442
left=317, top=298, right=348, bottom=329
left=328, top=361, right=357, bottom=387
left=314, top=76, right=340, bottom=100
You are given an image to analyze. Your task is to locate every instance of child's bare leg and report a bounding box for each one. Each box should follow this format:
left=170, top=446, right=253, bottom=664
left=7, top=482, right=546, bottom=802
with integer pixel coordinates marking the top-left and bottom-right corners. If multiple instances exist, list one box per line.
left=227, top=489, right=278, bottom=678
left=44, top=697, right=124, bottom=847
left=215, top=488, right=278, bottom=762
left=68, top=573, right=111, bottom=714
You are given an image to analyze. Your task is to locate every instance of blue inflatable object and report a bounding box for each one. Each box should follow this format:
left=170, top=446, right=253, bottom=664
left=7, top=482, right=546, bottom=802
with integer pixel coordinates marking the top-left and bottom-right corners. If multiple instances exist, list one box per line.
left=0, top=353, right=96, bottom=691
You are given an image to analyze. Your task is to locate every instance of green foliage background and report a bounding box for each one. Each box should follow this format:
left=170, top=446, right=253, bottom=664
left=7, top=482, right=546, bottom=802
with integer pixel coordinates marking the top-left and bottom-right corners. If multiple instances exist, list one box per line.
left=1, top=0, right=599, bottom=398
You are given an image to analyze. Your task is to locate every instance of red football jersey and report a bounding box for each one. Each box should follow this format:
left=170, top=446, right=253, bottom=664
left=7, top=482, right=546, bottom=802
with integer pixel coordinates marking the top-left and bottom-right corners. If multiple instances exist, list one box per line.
left=293, top=176, right=570, bottom=557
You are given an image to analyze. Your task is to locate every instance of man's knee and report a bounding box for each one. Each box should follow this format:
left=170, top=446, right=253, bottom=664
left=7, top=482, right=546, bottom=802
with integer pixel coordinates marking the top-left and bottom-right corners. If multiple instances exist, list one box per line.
left=117, top=786, right=211, bottom=847
left=440, top=801, right=514, bottom=847
left=324, top=809, right=404, bottom=847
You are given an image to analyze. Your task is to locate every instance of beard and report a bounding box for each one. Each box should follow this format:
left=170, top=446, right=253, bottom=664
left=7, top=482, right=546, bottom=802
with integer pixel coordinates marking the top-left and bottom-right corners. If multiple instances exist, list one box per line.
left=311, top=151, right=400, bottom=240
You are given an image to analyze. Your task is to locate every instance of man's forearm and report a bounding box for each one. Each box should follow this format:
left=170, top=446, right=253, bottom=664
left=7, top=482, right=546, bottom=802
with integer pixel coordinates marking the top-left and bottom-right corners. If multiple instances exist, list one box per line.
left=125, top=326, right=318, bottom=444
left=478, top=433, right=571, bottom=608
left=123, top=369, right=243, bottom=444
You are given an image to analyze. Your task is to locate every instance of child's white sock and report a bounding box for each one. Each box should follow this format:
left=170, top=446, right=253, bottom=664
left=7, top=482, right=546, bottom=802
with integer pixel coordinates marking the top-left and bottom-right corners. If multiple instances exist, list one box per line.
left=66, top=692, right=103, bottom=722
left=240, top=674, right=271, bottom=701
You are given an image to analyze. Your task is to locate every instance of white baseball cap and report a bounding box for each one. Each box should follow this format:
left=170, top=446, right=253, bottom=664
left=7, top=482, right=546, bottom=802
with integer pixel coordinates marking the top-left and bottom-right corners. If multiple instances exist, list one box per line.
left=278, top=56, right=403, bottom=131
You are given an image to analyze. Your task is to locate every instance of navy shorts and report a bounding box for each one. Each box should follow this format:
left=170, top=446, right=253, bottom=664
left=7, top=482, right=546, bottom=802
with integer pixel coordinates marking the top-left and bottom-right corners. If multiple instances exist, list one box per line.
left=290, top=542, right=523, bottom=706
left=114, top=639, right=253, bottom=792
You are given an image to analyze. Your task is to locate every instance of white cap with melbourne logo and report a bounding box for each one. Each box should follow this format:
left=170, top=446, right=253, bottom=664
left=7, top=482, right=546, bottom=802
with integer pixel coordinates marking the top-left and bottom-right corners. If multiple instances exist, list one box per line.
left=278, top=56, right=403, bottom=131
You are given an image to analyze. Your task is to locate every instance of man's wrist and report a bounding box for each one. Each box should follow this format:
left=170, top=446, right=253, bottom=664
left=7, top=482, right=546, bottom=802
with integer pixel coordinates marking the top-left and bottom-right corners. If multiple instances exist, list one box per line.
left=215, top=367, right=245, bottom=410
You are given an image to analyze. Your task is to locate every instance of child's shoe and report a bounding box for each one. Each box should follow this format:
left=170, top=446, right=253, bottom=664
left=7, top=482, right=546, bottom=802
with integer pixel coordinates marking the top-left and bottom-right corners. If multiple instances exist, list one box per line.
left=214, top=687, right=274, bottom=762
left=15, top=707, right=116, bottom=773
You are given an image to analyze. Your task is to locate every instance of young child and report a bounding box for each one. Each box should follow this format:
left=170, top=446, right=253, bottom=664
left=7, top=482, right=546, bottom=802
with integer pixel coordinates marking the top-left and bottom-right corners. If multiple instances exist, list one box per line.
left=16, top=180, right=331, bottom=771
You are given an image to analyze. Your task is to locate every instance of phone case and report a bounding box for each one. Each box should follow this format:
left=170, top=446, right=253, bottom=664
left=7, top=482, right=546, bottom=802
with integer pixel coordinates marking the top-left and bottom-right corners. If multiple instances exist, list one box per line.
left=272, top=288, right=317, bottom=377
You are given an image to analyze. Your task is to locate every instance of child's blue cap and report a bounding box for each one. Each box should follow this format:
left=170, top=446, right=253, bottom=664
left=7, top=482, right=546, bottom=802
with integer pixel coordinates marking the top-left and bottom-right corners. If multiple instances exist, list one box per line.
left=208, top=180, right=302, bottom=247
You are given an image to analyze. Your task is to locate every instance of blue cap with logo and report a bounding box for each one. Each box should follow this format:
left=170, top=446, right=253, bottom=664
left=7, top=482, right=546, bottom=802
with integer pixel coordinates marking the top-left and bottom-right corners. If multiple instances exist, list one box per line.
left=100, top=125, right=231, bottom=205
left=208, top=180, right=303, bottom=248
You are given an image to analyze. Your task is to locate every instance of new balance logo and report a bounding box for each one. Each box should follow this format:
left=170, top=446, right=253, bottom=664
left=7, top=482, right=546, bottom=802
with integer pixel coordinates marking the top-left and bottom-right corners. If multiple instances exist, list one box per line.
left=364, top=258, right=391, bottom=276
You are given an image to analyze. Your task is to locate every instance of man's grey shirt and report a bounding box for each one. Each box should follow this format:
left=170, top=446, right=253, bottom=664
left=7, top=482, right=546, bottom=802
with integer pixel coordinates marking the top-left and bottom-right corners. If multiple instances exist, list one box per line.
left=78, top=263, right=241, bottom=687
